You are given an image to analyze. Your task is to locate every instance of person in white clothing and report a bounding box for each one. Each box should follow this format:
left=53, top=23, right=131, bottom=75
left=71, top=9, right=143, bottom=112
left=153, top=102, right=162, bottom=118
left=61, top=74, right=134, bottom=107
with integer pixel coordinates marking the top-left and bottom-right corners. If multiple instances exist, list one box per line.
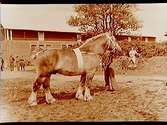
left=129, top=47, right=140, bottom=64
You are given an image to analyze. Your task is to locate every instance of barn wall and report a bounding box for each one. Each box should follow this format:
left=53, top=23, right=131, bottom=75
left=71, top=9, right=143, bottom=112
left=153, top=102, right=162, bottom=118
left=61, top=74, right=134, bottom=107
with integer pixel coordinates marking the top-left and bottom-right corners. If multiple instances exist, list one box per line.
left=12, top=30, right=38, bottom=40
left=12, top=30, right=78, bottom=41
left=2, top=29, right=81, bottom=67
left=44, top=32, right=77, bottom=41
left=3, top=40, right=78, bottom=64
left=115, top=35, right=156, bottom=42
left=147, top=37, right=156, bottom=41
left=7, top=40, right=35, bottom=58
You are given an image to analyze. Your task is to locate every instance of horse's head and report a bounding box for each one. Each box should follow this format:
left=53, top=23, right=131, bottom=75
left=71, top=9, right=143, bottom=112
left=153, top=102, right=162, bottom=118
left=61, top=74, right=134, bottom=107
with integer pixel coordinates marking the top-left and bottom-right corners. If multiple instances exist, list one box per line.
left=105, top=33, right=122, bottom=53
left=79, top=32, right=122, bottom=55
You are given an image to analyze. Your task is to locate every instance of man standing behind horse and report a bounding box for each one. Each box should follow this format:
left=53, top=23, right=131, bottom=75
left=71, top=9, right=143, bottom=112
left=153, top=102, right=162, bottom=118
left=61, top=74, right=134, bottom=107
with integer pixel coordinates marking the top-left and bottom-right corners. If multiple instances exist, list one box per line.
left=101, top=50, right=116, bottom=91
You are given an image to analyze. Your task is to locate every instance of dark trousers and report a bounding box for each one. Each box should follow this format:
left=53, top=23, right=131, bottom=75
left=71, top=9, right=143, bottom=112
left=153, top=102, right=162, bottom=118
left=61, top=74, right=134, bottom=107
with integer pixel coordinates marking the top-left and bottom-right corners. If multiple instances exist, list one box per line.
left=104, top=66, right=115, bottom=90
left=1, top=63, right=4, bottom=71
left=104, top=66, right=110, bottom=86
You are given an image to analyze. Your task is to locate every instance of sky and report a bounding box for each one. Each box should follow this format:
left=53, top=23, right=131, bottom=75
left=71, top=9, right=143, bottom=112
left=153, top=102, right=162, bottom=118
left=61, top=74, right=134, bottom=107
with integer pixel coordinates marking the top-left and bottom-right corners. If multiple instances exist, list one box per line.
left=0, top=4, right=79, bottom=32
left=136, top=4, right=167, bottom=41
left=1, top=4, right=167, bottom=41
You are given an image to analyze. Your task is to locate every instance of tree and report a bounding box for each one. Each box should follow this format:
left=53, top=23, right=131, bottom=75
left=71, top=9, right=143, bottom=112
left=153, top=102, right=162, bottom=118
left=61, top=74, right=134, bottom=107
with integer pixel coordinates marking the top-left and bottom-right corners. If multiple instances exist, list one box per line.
left=68, top=4, right=142, bottom=36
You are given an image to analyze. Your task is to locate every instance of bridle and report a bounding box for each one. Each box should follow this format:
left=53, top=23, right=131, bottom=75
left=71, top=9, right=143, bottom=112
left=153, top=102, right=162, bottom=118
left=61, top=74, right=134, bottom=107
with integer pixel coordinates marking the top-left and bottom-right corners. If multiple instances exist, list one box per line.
left=98, top=35, right=118, bottom=67
left=106, top=35, right=118, bottom=53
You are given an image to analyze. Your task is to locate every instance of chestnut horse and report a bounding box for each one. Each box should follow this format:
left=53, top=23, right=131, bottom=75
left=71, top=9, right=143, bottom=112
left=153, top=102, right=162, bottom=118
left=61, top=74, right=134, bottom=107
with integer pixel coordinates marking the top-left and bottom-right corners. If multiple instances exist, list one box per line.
left=28, top=32, right=122, bottom=106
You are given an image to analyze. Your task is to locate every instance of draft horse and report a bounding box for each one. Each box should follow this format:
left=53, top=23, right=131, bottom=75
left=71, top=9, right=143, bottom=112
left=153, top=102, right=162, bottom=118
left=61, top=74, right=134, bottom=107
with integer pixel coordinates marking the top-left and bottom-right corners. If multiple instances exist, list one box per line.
left=28, top=32, right=122, bottom=106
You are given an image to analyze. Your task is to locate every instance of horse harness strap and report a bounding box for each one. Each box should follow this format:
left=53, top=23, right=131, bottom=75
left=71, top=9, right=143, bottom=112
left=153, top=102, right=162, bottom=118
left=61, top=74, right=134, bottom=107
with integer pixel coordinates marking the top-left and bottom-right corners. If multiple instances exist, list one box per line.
left=73, top=48, right=84, bottom=70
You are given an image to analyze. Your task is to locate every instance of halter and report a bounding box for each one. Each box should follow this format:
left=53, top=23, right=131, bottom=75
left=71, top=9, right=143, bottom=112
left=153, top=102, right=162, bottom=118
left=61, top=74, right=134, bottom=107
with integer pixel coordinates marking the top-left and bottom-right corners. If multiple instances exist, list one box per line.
left=99, top=35, right=117, bottom=67
left=105, top=35, right=111, bottom=50
left=106, top=35, right=117, bottom=52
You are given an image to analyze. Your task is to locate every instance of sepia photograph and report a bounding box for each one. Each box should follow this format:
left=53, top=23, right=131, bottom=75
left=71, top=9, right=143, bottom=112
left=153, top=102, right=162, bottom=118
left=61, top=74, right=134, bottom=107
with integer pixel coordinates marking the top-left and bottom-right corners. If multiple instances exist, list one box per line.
left=0, top=3, right=167, bottom=122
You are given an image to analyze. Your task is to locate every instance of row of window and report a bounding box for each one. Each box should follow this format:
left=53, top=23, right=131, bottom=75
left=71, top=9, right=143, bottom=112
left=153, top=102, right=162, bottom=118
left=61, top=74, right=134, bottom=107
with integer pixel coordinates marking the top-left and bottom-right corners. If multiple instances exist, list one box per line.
left=6, top=30, right=81, bottom=41
left=30, top=42, right=82, bottom=55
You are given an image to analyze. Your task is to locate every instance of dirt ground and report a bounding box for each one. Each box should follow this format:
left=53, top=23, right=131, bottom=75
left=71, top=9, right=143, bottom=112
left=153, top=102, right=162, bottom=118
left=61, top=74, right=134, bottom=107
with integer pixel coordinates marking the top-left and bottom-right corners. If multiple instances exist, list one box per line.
left=0, top=56, right=167, bottom=122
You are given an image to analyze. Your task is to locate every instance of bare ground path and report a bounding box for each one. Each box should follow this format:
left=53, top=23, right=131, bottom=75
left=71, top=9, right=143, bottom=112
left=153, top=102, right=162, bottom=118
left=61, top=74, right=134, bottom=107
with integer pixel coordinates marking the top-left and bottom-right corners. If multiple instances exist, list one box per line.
left=0, top=70, right=167, bottom=122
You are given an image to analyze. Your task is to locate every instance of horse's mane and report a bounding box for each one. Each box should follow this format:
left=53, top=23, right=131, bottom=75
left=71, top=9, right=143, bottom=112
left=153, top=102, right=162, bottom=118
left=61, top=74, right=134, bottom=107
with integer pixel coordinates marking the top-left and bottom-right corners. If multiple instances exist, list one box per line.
left=80, top=32, right=108, bottom=48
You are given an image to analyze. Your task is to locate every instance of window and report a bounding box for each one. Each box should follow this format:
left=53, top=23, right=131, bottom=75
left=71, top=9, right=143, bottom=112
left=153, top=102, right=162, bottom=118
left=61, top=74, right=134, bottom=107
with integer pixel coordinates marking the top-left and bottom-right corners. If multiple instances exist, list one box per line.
left=31, top=45, right=37, bottom=53
left=39, top=45, right=45, bottom=51
left=46, top=45, right=52, bottom=50
left=68, top=45, right=73, bottom=48
left=30, top=44, right=45, bottom=55
left=62, top=44, right=67, bottom=49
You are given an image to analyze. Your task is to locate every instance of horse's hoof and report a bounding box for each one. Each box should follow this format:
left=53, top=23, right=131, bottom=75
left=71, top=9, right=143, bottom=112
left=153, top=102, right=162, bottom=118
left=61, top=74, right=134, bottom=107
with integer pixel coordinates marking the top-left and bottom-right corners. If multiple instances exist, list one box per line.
left=46, top=97, right=56, bottom=104
left=107, top=88, right=115, bottom=91
left=105, top=86, right=115, bottom=91
left=83, top=95, right=93, bottom=101
left=107, top=89, right=115, bottom=92
left=29, top=101, right=37, bottom=106
left=28, top=93, right=37, bottom=106
left=75, top=94, right=84, bottom=100
left=28, top=99, right=37, bottom=106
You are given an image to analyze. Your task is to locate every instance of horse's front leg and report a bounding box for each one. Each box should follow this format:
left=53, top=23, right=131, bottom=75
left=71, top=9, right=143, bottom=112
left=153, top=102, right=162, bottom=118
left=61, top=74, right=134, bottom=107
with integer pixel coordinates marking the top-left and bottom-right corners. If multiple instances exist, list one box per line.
left=83, top=72, right=95, bottom=101
left=75, top=73, right=86, bottom=100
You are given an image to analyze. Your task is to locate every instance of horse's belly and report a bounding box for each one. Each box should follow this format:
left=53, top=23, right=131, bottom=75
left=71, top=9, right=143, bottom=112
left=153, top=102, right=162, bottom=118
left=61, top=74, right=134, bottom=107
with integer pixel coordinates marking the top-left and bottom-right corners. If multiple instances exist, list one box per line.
left=57, top=69, right=82, bottom=76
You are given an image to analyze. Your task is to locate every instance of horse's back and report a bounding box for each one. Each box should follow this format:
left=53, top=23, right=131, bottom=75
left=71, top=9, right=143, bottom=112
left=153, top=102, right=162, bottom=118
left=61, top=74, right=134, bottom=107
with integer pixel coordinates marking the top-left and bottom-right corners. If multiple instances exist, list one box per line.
left=35, top=48, right=100, bottom=76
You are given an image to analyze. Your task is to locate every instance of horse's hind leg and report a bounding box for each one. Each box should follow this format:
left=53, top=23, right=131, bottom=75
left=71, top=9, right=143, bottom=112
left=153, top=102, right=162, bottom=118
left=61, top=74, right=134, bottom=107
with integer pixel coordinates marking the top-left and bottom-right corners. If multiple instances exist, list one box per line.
left=43, top=75, right=55, bottom=104
left=28, top=76, right=43, bottom=106
left=75, top=73, right=86, bottom=100
left=83, top=72, right=95, bottom=101
left=28, top=74, right=55, bottom=106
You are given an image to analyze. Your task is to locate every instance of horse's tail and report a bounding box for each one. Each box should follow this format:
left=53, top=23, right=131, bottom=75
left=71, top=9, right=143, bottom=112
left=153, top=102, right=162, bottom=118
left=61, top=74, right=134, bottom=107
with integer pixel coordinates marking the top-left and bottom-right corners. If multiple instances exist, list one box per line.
left=31, top=49, right=47, bottom=60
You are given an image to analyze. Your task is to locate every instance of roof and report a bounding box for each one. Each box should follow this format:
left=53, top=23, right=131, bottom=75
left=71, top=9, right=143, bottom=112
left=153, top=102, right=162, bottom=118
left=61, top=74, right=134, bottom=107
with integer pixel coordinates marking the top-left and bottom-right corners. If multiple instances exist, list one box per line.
left=2, top=26, right=84, bottom=34
left=1, top=4, right=84, bottom=34
left=115, top=34, right=156, bottom=38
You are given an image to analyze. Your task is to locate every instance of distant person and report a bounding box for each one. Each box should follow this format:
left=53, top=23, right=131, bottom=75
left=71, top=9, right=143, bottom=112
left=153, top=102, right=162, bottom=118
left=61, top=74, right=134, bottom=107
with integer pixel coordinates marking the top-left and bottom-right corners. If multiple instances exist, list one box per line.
left=0, top=57, right=4, bottom=71
left=15, top=56, right=20, bottom=71
left=20, top=56, right=25, bottom=71
left=9, top=55, right=15, bottom=71
left=101, top=50, right=116, bottom=91
left=129, top=47, right=140, bottom=65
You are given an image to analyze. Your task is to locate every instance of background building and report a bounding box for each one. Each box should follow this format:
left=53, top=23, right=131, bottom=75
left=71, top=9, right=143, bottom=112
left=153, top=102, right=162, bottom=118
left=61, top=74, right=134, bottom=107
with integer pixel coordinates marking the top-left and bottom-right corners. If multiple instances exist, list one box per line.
left=0, top=24, right=5, bottom=57
left=81, top=33, right=156, bottom=42
left=115, top=34, right=156, bottom=42
left=2, top=26, right=83, bottom=66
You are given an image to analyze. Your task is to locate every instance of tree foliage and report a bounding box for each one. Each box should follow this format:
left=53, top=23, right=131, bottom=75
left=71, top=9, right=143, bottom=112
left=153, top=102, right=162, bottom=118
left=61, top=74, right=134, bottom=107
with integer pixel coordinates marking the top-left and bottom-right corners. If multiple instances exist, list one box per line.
left=68, top=4, right=142, bottom=36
